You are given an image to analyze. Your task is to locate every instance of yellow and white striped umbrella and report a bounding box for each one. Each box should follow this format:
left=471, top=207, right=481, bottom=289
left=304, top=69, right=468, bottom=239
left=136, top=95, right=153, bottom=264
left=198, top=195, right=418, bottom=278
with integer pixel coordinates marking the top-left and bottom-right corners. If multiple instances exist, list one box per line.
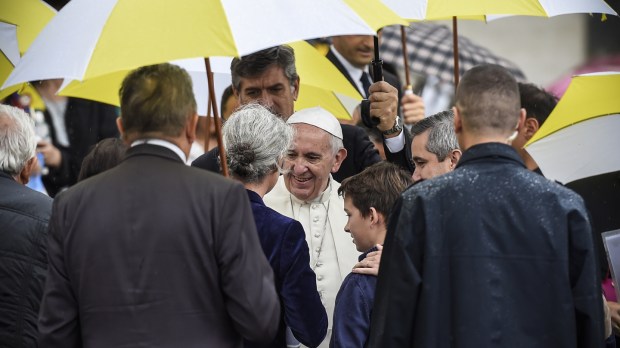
left=3, top=0, right=381, bottom=90
left=0, top=0, right=55, bottom=103
left=525, top=72, right=620, bottom=184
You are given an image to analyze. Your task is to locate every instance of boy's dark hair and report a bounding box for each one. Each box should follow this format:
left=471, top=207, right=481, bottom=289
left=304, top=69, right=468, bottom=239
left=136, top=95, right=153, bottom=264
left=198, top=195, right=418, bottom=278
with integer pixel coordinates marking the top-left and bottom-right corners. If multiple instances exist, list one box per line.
left=338, top=162, right=412, bottom=221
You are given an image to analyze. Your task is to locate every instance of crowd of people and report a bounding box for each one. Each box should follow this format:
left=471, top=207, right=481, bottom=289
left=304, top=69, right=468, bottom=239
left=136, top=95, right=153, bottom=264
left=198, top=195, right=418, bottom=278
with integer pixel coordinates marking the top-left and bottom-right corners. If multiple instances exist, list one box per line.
left=0, top=32, right=614, bottom=348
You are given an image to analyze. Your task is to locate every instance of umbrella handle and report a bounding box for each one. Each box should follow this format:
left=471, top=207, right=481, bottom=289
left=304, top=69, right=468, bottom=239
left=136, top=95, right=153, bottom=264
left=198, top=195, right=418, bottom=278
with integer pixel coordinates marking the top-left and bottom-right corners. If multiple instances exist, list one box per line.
left=400, top=25, right=411, bottom=87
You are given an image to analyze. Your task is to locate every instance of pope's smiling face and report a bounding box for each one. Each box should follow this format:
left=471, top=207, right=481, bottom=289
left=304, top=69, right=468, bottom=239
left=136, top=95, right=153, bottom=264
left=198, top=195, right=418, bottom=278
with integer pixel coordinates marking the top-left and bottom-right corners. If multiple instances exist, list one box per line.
left=283, top=123, right=346, bottom=202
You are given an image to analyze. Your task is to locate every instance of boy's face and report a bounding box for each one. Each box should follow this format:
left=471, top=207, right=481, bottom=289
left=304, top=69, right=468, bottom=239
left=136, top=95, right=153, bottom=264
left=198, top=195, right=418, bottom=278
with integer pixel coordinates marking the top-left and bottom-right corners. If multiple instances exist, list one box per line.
left=344, top=196, right=375, bottom=252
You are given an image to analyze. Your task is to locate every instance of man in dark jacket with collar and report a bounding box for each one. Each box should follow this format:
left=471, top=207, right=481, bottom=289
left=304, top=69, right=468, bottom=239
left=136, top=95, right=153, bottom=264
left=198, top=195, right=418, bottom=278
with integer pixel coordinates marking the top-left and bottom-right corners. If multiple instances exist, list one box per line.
left=38, top=63, right=280, bottom=348
left=0, top=104, right=53, bottom=348
left=368, top=64, right=604, bottom=348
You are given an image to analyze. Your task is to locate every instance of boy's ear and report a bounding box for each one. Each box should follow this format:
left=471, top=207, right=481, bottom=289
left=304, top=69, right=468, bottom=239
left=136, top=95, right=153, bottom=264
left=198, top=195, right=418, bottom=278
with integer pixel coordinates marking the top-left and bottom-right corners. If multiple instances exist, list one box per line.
left=369, top=207, right=382, bottom=225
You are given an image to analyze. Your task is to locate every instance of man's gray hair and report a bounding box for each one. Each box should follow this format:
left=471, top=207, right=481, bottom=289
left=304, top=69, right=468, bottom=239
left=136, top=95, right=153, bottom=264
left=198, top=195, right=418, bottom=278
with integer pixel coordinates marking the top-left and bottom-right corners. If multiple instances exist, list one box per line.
left=231, top=45, right=298, bottom=91
left=223, top=103, right=294, bottom=183
left=0, top=104, right=37, bottom=176
left=410, top=110, right=459, bottom=161
left=329, top=134, right=344, bottom=157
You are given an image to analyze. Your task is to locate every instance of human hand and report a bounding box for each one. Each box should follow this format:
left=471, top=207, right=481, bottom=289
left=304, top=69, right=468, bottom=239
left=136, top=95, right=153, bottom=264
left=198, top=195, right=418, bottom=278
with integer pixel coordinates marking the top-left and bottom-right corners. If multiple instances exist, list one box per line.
left=37, top=141, right=62, bottom=168
left=607, top=300, right=620, bottom=335
left=368, top=82, right=399, bottom=136
left=401, top=89, right=425, bottom=125
left=352, top=244, right=383, bottom=276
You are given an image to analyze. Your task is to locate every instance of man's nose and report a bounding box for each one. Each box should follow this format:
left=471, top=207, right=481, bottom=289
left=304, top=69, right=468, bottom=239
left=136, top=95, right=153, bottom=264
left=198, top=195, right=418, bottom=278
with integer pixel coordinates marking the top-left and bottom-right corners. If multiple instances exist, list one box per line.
left=290, top=158, right=308, bottom=174
left=412, top=168, right=422, bottom=182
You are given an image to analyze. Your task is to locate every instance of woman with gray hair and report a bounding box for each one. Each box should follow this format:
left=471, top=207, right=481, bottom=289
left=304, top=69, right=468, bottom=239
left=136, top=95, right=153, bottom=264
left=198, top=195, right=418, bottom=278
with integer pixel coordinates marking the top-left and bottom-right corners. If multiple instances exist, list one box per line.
left=223, top=104, right=327, bottom=348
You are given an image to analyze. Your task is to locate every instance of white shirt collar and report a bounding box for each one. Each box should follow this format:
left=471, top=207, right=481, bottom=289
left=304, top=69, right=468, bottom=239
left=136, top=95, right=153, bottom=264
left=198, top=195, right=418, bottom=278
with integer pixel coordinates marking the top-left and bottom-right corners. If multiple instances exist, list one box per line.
left=131, top=138, right=187, bottom=162
left=330, top=44, right=369, bottom=96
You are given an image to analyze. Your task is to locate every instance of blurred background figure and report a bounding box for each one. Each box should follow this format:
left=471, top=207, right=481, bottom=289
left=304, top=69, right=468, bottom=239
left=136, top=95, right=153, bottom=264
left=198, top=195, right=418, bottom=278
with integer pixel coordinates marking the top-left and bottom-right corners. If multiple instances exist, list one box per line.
left=77, top=137, right=128, bottom=182
left=0, top=104, right=52, bottom=348
left=223, top=103, right=328, bottom=348
left=33, top=79, right=119, bottom=196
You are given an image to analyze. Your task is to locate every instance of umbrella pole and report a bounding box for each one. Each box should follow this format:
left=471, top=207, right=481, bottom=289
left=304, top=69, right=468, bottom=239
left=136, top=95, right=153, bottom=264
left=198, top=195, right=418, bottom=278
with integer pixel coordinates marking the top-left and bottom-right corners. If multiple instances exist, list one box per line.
left=204, top=57, right=229, bottom=177
left=204, top=96, right=212, bottom=153
left=452, top=16, right=460, bottom=89
left=400, top=25, right=412, bottom=91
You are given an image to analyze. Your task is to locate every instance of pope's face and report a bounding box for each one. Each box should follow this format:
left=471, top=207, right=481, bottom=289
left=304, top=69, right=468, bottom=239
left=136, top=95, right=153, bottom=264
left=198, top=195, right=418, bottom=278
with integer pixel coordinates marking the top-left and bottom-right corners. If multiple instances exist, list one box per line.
left=283, top=124, right=343, bottom=202
left=236, top=65, right=299, bottom=119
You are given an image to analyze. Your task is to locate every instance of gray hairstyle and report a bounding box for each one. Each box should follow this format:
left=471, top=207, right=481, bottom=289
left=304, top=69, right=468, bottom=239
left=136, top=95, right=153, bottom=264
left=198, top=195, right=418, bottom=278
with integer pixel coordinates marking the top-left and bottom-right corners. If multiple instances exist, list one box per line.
left=0, top=104, right=37, bottom=176
left=329, top=134, right=344, bottom=156
left=223, top=103, right=294, bottom=183
left=231, top=45, right=298, bottom=91
left=410, top=110, right=459, bottom=161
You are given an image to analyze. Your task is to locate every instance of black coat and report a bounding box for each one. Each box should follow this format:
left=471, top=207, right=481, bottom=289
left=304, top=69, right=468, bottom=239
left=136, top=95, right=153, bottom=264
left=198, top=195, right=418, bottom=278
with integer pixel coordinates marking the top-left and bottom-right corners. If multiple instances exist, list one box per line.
left=38, top=144, right=281, bottom=348
left=0, top=171, right=52, bottom=348
left=192, top=124, right=382, bottom=183
left=42, top=98, right=119, bottom=197
left=368, top=143, right=604, bottom=348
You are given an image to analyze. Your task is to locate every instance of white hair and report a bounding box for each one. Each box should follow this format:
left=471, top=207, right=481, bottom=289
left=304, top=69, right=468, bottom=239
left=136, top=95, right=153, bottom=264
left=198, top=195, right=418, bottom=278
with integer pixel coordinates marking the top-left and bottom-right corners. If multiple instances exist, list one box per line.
left=0, top=104, right=37, bottom=176
left=223, top=103, right=294, bottom=183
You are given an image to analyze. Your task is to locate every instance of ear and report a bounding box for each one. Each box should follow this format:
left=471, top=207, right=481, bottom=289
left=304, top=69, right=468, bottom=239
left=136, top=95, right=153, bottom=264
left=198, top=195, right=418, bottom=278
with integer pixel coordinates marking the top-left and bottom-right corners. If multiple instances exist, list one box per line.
left=368, top=207, right=382, bottom=225
left=331, top=147, right=348, bottom=173
left=448, top=149, right=462, bottom=169
left=523, top=117, right=540, bottom=141
left=452, top=106, right=462, bottom=134
left=186, top=113, right=199, bottom=144
left=116, top=116, right=126, bottom=141
left=232, top=85, right=240, bottom=98
left=517, top=108, right=527, bottom=131
left=291, top=77, right=300, bottom=101
left=18, top=156, right=37, bottom=185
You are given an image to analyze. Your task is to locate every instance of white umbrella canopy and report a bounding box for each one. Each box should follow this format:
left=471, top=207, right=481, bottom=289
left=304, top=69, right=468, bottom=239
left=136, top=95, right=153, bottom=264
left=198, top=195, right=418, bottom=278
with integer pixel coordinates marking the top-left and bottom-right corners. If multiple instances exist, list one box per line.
left=380, top=0, right=616, bottom=21
left=3, top=0, right=377, bottom=90
left=525, top=72, right=620, bottom=184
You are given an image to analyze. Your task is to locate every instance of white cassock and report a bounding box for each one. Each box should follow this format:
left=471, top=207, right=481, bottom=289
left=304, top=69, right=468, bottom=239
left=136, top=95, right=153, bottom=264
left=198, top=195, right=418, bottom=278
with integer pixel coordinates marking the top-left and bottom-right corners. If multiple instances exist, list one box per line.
left=264, top=175, right=359, bottom=348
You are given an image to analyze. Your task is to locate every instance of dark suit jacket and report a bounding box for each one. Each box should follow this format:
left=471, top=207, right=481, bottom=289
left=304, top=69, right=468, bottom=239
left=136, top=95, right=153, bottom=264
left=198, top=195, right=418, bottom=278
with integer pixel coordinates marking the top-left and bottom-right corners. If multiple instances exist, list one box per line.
left=368, top=143, right=604, bottom=348
left=43, top=97, right=119, bottom=197
left=0, top=171, right=52, bottom=348
left=326, top=49, right=414, bottom=174
left=192, top=124, right=381, bottom=183
left=246, top=190, right=327, bottom=348
left=39, top=144, right=280, bottom=348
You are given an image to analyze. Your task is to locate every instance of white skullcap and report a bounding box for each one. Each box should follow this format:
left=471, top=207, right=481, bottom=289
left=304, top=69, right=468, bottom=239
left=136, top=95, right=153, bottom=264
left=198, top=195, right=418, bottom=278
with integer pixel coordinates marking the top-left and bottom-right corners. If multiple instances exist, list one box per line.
left=287, top=107, right=343, bottom=140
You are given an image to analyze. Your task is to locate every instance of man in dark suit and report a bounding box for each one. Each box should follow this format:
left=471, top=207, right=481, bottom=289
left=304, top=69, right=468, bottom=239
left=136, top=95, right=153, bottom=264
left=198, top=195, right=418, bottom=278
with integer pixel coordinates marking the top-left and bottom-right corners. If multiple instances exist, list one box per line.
left=33, top=79, right=119, bottom=197
left=368, top=64, right=604, bottom=347
left=0, top=104, right=53, bottom=348
left=192, top=45, right=413, bottom=181
left=38, top=63, right=281, bottom=348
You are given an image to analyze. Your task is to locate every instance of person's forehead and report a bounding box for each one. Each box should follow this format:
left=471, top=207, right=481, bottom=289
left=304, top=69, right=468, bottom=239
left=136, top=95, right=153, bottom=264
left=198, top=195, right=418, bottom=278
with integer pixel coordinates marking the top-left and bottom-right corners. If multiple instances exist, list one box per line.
left=238, top=65, right=287, bottom=88
left=412, top=129, right=431, bottom=147
left=291, top=124, right=331, bottom=151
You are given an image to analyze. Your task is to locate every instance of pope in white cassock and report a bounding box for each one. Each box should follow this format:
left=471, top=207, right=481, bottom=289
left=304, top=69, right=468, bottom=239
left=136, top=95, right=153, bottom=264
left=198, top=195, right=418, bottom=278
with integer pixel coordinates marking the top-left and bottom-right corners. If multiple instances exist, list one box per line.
left=264, top=107, right=360, bottom=348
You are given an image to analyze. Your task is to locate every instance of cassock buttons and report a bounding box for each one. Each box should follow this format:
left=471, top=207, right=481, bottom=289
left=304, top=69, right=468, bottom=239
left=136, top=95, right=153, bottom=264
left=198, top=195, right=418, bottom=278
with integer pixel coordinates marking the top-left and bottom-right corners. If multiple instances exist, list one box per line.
left=317, top=275, right=323, bottom=281
left=313, top=216, right=319, bottom=222
left=314, top=233, right=320, bottom=238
